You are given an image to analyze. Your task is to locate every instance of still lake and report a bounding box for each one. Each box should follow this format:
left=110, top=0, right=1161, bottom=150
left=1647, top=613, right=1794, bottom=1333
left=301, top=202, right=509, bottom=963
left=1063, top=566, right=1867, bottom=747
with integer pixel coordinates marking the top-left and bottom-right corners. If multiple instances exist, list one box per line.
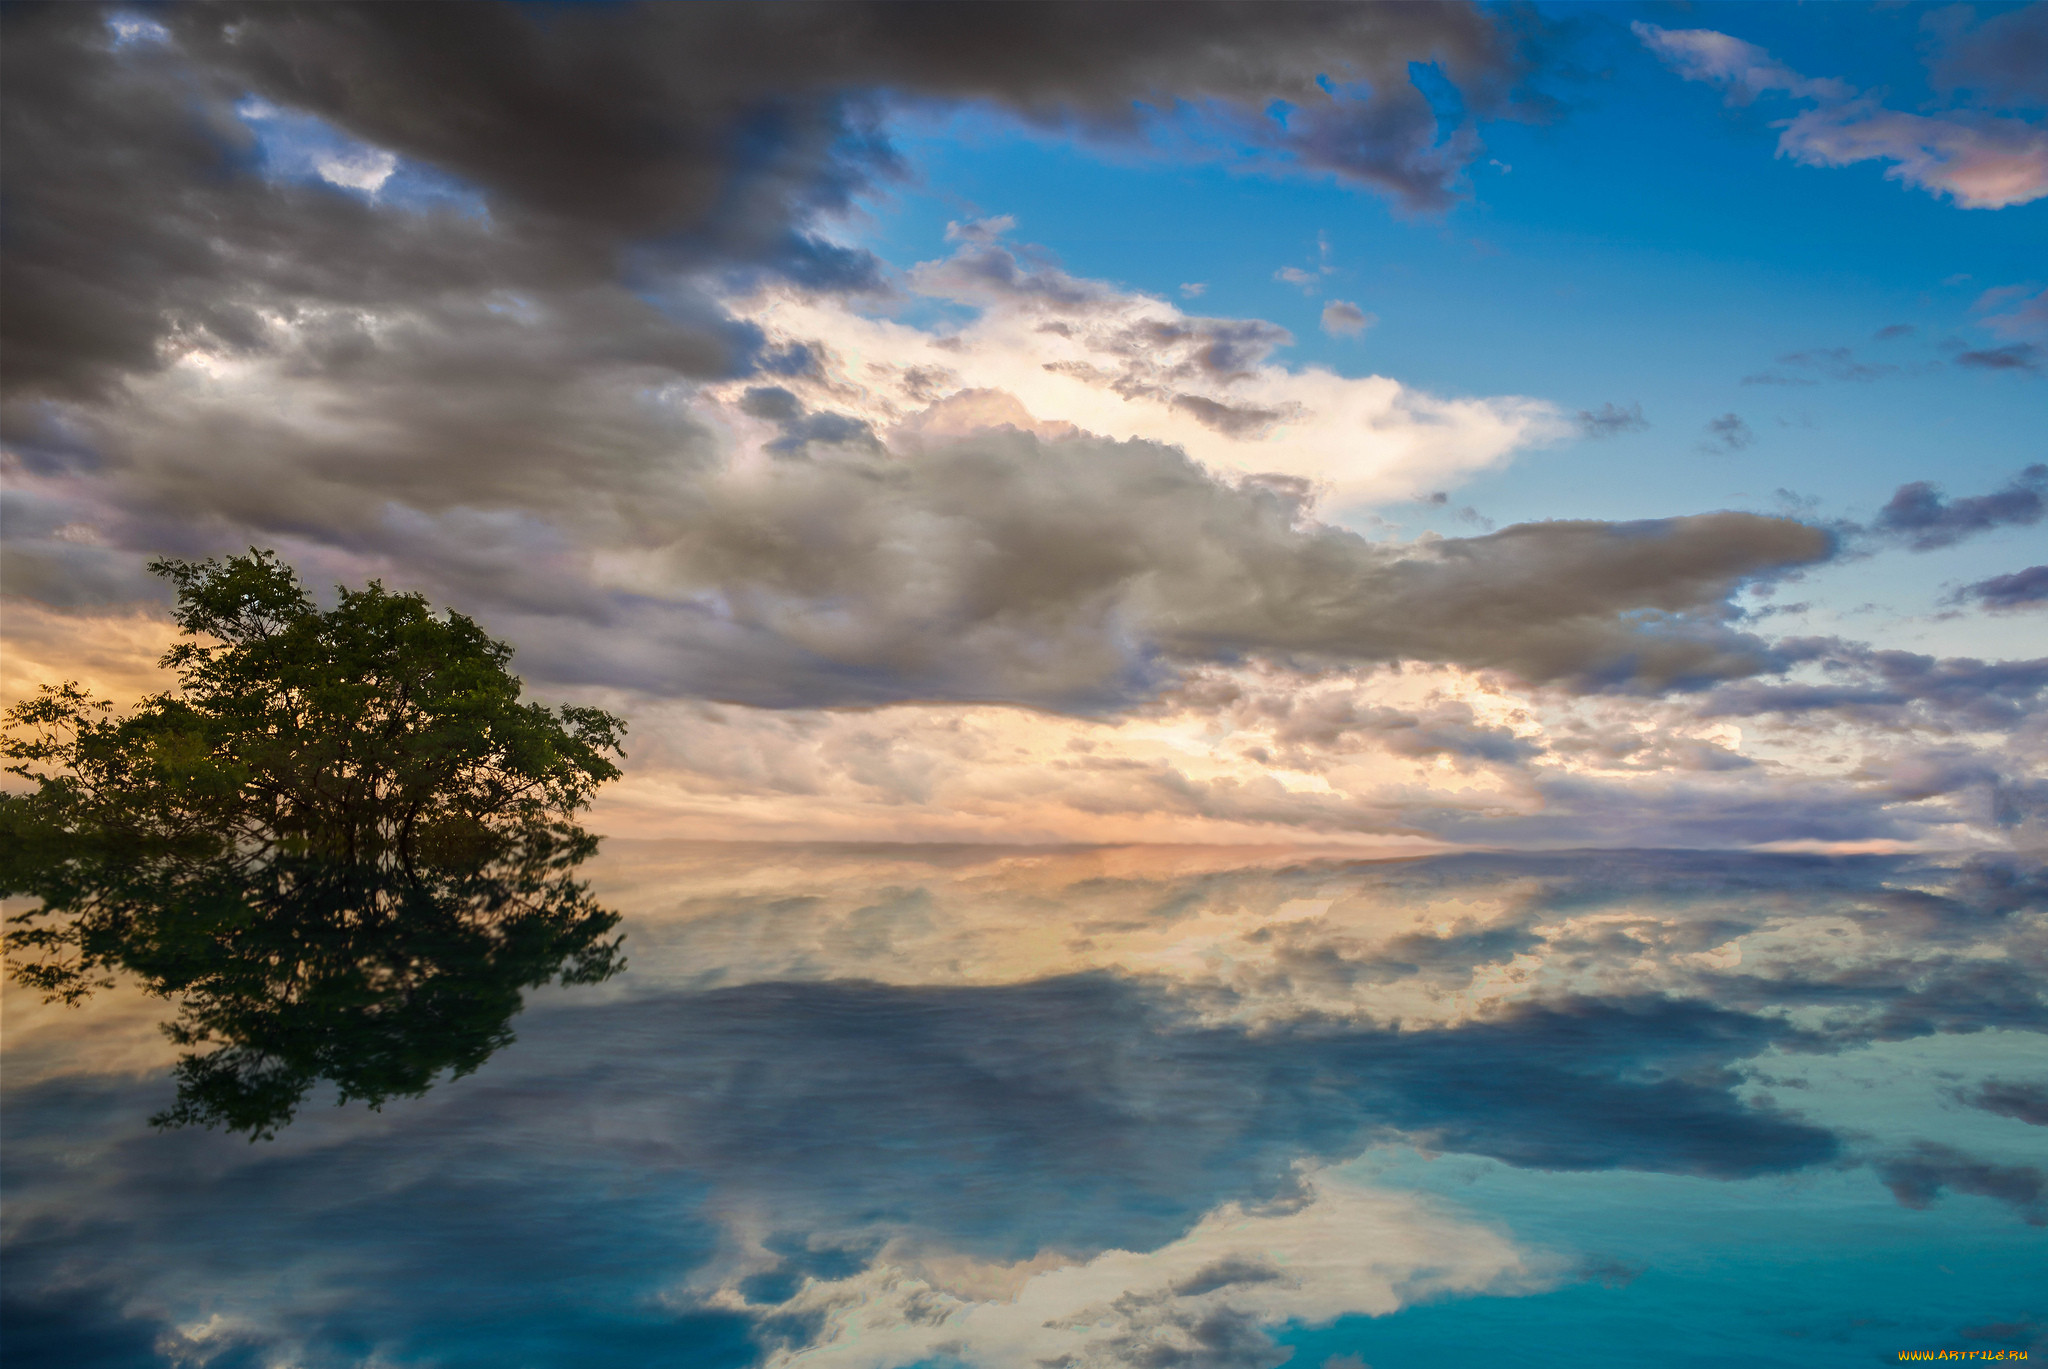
left=5, top=842, right=2044, bottom=1367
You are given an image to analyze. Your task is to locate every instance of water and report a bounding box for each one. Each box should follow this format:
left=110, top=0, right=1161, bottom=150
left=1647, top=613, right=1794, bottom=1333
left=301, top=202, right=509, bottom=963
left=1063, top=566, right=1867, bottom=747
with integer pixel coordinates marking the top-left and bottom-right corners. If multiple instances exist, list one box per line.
left=4, top=842, right=2043, bottom=1367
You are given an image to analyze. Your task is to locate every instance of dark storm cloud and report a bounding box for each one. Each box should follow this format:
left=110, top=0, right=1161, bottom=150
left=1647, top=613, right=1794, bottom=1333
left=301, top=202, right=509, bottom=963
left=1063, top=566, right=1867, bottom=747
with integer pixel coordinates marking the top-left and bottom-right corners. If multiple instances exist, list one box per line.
left=3, top=0, right=1540, bottom=401
left=1953, top=565, right=2048, bottom=611
left=1872, top=465, right=2047, bottom=549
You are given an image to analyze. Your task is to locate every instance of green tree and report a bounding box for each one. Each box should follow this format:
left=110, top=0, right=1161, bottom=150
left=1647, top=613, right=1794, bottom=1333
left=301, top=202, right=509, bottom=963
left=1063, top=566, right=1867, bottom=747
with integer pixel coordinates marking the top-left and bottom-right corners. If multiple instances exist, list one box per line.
left=1, top=551, right=628, bottom=1138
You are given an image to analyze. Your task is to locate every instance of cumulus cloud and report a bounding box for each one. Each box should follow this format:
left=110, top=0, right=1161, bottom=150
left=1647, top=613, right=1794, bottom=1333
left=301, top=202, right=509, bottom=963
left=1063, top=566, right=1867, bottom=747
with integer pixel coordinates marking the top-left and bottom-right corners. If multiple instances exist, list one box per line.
left=1635, top=21, right=2048, bottom=209
left=722, top=230, right=1564, bottom=507
left=1320, top=300, right=1375, bottom=338
left=0, top=0, right=1552, bottom=572
left=2, top=0, right=1541, bottom=397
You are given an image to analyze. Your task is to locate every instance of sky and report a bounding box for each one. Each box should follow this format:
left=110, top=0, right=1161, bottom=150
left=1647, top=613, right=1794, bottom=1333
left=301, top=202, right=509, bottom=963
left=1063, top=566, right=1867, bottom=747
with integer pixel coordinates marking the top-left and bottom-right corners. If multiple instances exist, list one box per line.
left=3, top=0, right=2046, bottom=854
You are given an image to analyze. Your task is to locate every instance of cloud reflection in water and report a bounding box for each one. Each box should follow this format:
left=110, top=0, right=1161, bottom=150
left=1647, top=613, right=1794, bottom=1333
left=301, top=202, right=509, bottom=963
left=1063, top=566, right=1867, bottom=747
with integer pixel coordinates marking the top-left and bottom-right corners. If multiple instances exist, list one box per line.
left=3, top=843, right=2043, bottom=1366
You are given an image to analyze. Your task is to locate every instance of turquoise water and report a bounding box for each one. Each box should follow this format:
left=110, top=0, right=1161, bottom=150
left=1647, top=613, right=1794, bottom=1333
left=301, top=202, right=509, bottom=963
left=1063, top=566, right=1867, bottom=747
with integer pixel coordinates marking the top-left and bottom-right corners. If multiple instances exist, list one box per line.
left=4, top=844, right=2043, bottom=1366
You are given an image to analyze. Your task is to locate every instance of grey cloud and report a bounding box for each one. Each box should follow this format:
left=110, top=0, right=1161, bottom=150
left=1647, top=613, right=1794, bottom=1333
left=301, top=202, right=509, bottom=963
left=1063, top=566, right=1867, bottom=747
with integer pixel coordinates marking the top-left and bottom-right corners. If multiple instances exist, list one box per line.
left=1874, top=323, right=1918, bottom=341
left=169, top=427, right=1828, bottom=710
left=1575, top=402, right=1648, bottom=438
left=1699, top=642, right=2048, bottom=730
left=1700, top=413, right=1754, bottom=452
left=597, top=430, right=1834, bottom=707
left=1165, top=393, right=1303, bottom=439
left=2, top=0, right=1543, bottom=517
left=1873, top=465, right=2046, bottom=550
left=1958, top=1077, right=2048, bottom=1127
left=161, top=0, right=1540, bottom=250
left=1954, top=565, right=2048, bottom=611
left=1876, top=1141, right=2047, bottom=1225
left=1319, top=300, right=1374, bottom=338
left=1235, top=690, right=1540, bottom=764
left=1956, top=343, right=2043, bottom=372
left=1431, top=773, right=1934, bottom=850
left=1929, top=2, right=2048, bottom=112
left=1741, top=346, right=1898, bottom=386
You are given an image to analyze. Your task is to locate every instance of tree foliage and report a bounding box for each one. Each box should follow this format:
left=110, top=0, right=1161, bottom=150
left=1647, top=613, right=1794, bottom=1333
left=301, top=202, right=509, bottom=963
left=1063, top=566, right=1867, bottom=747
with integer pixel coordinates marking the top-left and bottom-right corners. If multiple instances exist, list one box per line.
left=1, top=551, right=628, bottom=1138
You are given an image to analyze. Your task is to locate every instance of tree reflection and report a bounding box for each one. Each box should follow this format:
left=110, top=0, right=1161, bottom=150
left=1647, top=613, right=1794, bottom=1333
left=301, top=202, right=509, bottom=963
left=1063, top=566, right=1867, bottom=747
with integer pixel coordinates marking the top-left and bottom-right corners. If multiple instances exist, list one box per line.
left=8, top=803, right=624, bottom=1142
left=3, top=552, right=628, bottom=1138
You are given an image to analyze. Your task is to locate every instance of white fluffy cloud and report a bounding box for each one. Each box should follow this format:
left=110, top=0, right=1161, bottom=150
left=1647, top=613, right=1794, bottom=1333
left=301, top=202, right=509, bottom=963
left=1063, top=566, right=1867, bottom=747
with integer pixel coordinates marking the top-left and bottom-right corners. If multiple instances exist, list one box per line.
left=708, top=225, right=1561, bottom=510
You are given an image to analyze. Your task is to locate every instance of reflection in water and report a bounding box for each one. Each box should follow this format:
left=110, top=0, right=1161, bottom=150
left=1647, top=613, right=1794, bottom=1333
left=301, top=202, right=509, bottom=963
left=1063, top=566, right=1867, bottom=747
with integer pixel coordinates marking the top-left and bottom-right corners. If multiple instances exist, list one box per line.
left=3, top=844, right=2044, bottom=1366
left=7, top=839, right=622, bottom=1139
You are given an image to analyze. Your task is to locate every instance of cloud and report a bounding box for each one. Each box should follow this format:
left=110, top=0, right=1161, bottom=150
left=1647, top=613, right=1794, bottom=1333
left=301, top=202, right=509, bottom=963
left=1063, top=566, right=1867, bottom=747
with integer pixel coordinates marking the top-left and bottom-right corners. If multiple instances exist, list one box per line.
left=1956, top=342, right=2042, bottom=372
left=1876, top=1141, right=2047, bottom=1225
left=1974, top=285, right=2048, bottom=342
left=517, top=429, right=1827, bottom=707
left=1928, top=3, right=2048, bottom=112
left=1635, top=21, right=2048, bottom=209
left=1575, top=402, right=1648, bottom=438
left=1700, top=413, right=1754, bottom=452
left=1320, top=300, right=1375, bottom=338
left=1698, top=643, right=2048, bottom=730
left=1956, top=1078, right=2048, bottom=1127
left=1629, top=24, right=1850, bottom=104
left=732, top=231, right=1565, bottom=508
left=1872, top=465, right=2047, bottom=550
left=1778, top=100, right=2048, bottom=211
left=1740, top=346, right=1898, bottom=386
left=1954, top=566, right=2048, bottom=612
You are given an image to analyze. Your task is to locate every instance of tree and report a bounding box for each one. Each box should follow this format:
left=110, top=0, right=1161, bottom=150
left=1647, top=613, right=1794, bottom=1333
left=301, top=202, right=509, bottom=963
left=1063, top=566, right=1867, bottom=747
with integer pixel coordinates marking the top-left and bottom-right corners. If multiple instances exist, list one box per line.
left=1, top=551, right=628, bottom=1138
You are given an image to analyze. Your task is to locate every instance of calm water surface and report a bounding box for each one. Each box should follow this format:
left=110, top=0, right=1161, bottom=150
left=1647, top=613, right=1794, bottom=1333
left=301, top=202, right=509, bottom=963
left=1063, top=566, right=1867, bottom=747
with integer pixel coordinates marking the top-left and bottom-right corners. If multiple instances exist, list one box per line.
left=4, top=843, right=2044, bottom=1367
